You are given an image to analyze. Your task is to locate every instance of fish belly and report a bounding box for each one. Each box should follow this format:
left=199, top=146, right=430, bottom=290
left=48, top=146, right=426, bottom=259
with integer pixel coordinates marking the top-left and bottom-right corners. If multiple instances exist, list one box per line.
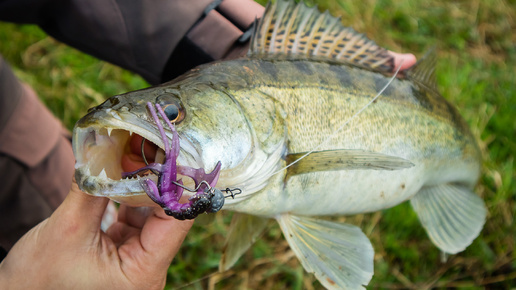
left=282, top=169, right=422, bottom=215
left=223, top=155, right=479, bottom=217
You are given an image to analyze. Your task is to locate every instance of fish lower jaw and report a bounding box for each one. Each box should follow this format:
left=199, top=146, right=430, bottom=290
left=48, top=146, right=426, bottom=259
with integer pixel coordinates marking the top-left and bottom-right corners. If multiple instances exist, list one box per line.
left=76, top=166, right=158, bottom=207
left=75, top=165, right=198, bottom=204
left=75, top=165, right=156, bottom=196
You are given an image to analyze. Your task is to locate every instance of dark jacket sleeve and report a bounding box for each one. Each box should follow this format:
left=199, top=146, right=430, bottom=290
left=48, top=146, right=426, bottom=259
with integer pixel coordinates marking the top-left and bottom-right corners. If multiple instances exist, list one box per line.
left=0, top=0, right=264, bottom=252
left=0, top=0, right=264, bottom=85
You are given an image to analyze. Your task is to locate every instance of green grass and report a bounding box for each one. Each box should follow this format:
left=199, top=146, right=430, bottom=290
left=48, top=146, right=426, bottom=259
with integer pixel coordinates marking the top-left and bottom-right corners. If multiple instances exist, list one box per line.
left=1, top=0, right=515, bottom=288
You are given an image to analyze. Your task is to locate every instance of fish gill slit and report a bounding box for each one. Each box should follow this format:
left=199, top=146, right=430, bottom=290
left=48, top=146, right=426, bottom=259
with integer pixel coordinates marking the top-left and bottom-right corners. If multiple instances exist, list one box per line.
left=268, top=60, right=405, bottom=177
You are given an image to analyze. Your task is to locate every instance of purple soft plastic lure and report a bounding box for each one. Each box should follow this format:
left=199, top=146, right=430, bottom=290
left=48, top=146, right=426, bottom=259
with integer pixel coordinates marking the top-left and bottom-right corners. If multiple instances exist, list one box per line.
left=122, top=102, right=224, bottom=220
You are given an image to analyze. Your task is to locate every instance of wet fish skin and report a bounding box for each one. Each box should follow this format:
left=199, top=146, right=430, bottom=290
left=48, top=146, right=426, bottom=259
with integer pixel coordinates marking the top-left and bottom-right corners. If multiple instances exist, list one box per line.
left=74, top=56, right=482, bottom=288
left=72, top=0, right=486, bottom=288
left=166, top=56, right=481, bottom=215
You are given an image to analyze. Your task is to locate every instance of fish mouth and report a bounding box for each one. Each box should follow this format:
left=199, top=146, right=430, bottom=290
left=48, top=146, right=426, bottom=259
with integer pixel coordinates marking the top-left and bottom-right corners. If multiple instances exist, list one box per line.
left=73, top=109, right=208, bottom=204
left=74, top=125, right=155, bottom=197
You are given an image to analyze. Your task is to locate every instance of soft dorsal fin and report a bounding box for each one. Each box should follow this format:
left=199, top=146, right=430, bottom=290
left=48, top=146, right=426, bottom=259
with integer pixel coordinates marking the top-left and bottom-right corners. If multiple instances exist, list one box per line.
left=249, top=0, right=394, bottom=72
left=406, top=48, right=439, bottom=92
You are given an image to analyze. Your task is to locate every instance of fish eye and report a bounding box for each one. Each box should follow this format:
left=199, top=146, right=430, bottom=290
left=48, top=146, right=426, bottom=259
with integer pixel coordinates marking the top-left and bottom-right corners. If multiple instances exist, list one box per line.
left=156, top=93, right=185, bottom=123
left=163, top=104, right=181, bottom=122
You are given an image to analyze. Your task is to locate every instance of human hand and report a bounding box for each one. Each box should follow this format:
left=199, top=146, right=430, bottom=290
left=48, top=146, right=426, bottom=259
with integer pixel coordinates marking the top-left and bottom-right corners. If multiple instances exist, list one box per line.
left=388, top=51, right=417, bottom=71
left=0, top=181, right=193, bottom=289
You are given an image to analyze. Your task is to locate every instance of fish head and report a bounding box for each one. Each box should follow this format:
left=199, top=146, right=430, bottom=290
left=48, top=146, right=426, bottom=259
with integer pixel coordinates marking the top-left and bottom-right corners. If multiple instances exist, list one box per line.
left=73, top=77, right=253, bottom=206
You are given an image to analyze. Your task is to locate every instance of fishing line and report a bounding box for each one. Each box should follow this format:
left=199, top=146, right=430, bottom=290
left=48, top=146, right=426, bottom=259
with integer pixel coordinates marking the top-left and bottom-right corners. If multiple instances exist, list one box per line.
left=173, top=271, right=220, bottom=289
left=268, top=60, right=405, bottom=177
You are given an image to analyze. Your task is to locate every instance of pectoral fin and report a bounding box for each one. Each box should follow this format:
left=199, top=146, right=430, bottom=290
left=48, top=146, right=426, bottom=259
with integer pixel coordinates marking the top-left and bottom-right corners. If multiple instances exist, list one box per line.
left=286, top=149, right=414, bottom=177
left=219, top=213, right=270, bottom=271
left=277, top=214, right=373, bottom=289
left=410, top=184, right=487, bottom=254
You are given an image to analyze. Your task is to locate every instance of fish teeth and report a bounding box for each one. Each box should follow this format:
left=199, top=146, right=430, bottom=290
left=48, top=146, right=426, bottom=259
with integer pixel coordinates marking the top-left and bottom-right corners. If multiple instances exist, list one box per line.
left=128, top=130, right=133, bottom=136
left=107, top=128, right=113, bottom=137
left=98, top=168, right=108, bottom=180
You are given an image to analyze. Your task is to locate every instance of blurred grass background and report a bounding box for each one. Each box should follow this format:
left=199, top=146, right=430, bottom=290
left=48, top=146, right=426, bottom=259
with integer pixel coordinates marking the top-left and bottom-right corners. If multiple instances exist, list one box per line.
left=1, top=0, right=515, bottom=288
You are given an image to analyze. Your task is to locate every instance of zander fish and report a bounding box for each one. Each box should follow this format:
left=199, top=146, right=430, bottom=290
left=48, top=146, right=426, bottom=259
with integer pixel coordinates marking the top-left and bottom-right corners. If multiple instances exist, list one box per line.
left=72, top=0, right=486, bottom=288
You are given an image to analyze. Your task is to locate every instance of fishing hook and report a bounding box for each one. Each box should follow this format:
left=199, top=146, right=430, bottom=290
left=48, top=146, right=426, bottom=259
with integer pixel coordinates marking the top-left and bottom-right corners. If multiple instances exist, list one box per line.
left=141, top=138, right=160, bottom=175
left=171, top=180, right=213, bottom=194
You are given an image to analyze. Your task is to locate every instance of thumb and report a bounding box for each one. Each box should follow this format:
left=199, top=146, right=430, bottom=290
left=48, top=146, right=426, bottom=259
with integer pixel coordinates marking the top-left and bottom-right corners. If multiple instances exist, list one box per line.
left=139, top=210, right=194, bottom=267
left=51, top=180, right=109, bottom=237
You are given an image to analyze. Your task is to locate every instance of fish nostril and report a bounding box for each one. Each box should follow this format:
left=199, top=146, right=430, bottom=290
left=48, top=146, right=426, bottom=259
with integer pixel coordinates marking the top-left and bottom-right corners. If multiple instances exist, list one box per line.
left=110, top=96, right=121, bottom=106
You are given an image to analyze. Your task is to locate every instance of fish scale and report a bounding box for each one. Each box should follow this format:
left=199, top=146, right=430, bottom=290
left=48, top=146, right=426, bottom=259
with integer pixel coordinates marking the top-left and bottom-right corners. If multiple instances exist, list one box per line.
left=212, top=57, right=478, bottom=162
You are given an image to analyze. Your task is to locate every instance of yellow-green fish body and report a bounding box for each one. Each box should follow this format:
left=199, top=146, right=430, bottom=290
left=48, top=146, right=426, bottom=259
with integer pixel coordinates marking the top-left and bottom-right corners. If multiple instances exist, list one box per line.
left=201, top=56, right=481, bottom=217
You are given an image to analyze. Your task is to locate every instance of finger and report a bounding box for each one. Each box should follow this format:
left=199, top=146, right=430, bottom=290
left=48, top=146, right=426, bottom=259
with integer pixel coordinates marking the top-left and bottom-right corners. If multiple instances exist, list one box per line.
left=52, top=180, right=109, bottom=237
left=118, top=205, right=154, bottom=229
left=138, top=209, right=194, bottom=267
left=105, top=222, right=141, bottom=246
left=388, top=51, right=417, bottom=71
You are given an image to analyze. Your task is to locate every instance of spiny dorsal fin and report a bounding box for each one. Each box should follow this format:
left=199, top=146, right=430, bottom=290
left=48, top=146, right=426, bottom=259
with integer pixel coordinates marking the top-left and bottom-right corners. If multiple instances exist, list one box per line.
left=250, top=0, right=394, bottom=72
left=406, top=48, right=439, bottom=92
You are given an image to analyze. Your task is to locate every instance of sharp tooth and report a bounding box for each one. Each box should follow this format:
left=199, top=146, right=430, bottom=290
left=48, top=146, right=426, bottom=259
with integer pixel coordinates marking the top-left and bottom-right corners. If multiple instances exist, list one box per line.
left=128, top=130, right=133, bottom=136
left=98, top=168, right=108, bottom=180
left=107, top=128, right=113, bottom=137
left=110, top=111, right=122, bottom=120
